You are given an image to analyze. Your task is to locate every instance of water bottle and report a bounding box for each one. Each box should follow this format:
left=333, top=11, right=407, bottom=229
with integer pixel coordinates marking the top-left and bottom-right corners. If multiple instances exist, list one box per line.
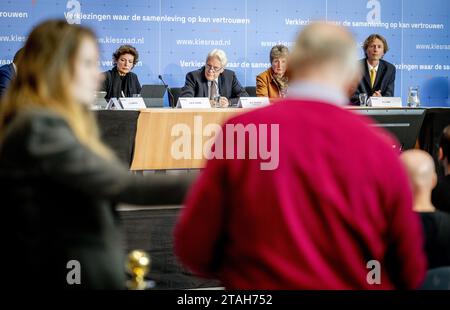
left=407, top=86, right=420, bottom=108
left=213, top=94, right=221, bottom=108
left=358, top=93, right=368, bottom=107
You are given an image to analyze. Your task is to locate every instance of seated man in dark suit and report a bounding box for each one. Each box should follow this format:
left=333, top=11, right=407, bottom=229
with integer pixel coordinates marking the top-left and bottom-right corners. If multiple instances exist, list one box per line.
left=0, top=48, right=23, bottom=98
left=179, top=49, right=248, bottom=107
left=432, top=125, right=450, bottom=213
left=350, top=34, right=396, bottom=105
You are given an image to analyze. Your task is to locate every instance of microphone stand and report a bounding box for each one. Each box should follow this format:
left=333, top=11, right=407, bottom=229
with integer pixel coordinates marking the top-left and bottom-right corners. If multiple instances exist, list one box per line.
left=158, top=75, right=175, bottom=108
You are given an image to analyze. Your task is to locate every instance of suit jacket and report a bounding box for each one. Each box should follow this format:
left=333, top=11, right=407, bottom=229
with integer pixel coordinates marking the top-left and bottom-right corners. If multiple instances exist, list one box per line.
left=420, top=210, right=450, bottom=269
left=179, top=67, right=248, bottom=106
left=256, top=68, right=282, bottom=99
left=101, top=66, right=141, bottom=100
left=350, top=58, right=396, bottom=105
left=0, top=63, right=15, bottom=98
left=432, top=175, right=450, bottom=213
left=0, top=108, right=193, bottom=289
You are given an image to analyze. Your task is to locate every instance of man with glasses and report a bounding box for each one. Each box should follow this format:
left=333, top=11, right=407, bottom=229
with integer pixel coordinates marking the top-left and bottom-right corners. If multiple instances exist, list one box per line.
left=179, top=49, right=248, bottom=107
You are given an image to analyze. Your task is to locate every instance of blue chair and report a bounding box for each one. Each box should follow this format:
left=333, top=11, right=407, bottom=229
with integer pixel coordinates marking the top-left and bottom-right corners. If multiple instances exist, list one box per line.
left=421, top=266, right=450, bottom=290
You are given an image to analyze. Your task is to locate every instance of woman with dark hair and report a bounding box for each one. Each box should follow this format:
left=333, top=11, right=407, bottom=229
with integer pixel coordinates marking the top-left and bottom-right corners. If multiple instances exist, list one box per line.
left=101, top=44, right=141, bottom=100
left=0, top=20, right=192, bottom=289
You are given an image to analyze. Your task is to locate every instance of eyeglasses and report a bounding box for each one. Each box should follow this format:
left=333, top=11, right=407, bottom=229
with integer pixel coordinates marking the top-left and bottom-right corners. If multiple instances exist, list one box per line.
left=205, top=64, right=223, bottom=73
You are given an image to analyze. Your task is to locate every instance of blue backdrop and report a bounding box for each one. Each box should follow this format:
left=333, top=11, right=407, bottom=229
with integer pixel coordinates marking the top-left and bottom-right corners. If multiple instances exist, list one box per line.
left=1, top=0, right=449, bottom=106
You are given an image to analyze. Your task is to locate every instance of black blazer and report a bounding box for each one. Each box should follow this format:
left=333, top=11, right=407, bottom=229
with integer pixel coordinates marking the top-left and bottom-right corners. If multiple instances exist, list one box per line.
left=101, top=66, right=141, bottom=100
left=350, top=58, right=396, bottom=105
left=0, top=108, right=193, bottom=289
left=0, top=63, right=15, bottom=98
left=432, top=175, right=450, bottom=213
left=420, top=210, right=450, bottom=269
left=179, top=67, right=249, bottom=106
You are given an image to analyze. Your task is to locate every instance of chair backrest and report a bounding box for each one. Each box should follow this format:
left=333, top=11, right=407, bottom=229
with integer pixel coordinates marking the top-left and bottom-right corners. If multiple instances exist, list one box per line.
left=245, top=86, right=256, bottom=97
left=140, top=85, right=166, bottom=108
left=140, top=85, right=166, bottom=98
left=169, top=87, right=182, bottom=107
left=421, top=266, right=450, bottom=290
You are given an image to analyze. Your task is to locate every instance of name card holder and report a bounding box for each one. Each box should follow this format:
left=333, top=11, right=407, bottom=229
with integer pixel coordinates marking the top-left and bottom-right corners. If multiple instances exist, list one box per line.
left=106, top=97, right=146, bottom=110
left=106, top=98, right=121, bottom=110
left=119, top=97, right=147, bottom=110
left=176, top=97, right=211, bottom=109
left=369, top=97, right=402, bottom=108
left=238, top=97, right=270, bottom=108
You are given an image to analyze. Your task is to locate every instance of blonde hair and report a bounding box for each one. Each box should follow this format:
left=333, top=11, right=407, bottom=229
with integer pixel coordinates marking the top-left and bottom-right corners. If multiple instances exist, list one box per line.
left=270, top=45, right=289, bottom=63
left=0, top=19, right=113, bottom=159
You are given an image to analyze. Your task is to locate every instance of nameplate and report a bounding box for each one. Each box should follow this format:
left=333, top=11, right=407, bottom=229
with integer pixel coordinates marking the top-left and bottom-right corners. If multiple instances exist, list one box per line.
left=238, top=97, right=270, bottom=108
left=106, top=98, right=121, bottom=110
left=177, top=97, right=211, bottom=109
left=369, top=97, right=402, bottom=108
left=118, top=97, right=147, bottom=110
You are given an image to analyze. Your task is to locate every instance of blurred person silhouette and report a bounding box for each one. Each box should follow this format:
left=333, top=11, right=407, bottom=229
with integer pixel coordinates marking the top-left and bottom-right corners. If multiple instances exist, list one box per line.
left=0, top=47, right=24, bottom=98
left=432, top=125, right=450, bottom=212
left=174, top=22, right=426, bottom=289
left=401, top=150, right=450, bottom=269
left=0, top=20, right=192, bottom=289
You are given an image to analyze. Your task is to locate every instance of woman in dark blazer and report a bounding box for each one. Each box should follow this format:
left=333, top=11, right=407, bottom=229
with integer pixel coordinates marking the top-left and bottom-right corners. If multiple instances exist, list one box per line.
left=102, top=45, right=141, bottom=100
left=0, top=20, right=192, bottom=289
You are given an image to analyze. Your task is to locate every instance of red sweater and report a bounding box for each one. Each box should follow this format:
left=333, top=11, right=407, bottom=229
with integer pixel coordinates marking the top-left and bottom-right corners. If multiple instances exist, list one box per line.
left=174, top=99, right=427, bottom=289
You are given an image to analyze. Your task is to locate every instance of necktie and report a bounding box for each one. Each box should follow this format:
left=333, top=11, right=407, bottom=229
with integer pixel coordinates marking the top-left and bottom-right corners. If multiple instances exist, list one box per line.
left=370, top=68, right=376, bottom=88
left=209, top=81, right=217, bottom=100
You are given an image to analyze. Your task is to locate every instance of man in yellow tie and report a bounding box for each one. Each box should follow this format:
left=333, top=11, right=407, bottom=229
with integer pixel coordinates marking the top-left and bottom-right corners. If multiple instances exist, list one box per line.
left=350, top=34, right=396, bottom=105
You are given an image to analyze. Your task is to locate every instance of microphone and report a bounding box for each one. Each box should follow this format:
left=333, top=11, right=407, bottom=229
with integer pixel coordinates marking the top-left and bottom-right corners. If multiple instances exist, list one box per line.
left=158, top=75, right=175, bottom=108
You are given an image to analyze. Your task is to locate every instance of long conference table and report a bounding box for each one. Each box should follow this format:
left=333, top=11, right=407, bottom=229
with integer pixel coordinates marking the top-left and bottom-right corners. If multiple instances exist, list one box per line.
left=96, top=107, right=450, bottom=173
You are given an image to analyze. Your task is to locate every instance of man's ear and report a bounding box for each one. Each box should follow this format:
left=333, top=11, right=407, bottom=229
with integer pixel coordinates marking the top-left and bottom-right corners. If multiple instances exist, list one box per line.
left=438, top=147, right=444, bottom=161
left=432, top=172, right=438, bottom=189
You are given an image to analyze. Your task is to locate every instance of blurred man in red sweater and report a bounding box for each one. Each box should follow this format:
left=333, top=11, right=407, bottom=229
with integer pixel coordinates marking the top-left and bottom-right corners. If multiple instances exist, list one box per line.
left=174, top=22, right=427, bottom=289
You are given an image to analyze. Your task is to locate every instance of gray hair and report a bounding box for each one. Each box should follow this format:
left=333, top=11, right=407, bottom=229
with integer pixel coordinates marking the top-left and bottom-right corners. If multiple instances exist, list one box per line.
left=206, top=49, right=228, bottom=67
left=270, top=45, right=289, bottom=63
